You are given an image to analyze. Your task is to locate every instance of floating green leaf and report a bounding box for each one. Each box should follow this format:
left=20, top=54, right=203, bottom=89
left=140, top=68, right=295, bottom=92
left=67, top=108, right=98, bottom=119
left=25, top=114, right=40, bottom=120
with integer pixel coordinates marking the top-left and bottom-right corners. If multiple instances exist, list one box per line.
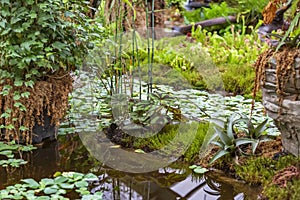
left=21, top=179, right=40, bottom=189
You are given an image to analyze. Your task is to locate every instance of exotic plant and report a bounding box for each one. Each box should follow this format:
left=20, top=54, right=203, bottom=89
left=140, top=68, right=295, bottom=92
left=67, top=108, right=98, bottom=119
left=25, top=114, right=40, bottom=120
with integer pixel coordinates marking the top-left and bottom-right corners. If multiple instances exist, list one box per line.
left=208, top=113, right=268, bottom=164
left=238, top=115, right=274, bottom=153
left=0, top=0, right=100, bottom=143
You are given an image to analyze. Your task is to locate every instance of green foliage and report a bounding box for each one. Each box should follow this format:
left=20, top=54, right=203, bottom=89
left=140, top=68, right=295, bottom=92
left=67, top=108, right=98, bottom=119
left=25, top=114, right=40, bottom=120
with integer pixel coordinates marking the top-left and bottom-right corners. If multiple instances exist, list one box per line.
left=222, top=63, right=258, bottom=98
left=184, top=122, right=210, bottom=162
left=166, top=0, right=185, bottom=7
left=107, top=26, right=266, bottom=97
left=0, top=0, right=107, bottom=141
left=203, top=2, right=236, bottom=20
left=263, top=179, right=300, bottom=200
left=276, top=10, right=300, bottom=50
left=236, top=0, right=268, bottom=16
left=242, top=116, right=269, bottom=140
left=129, top=122, right=209, bottom=162
left=0, top=141, right=36, bottom=167
left=0, top=0, right=89, bottom=81
left=0, top=172, right=102, bottom=200
left=235, top=157, right=276, bottom=185
left=189, top=164, right=208, bottom=174
left=182, top=2, right=235, bottom=24
left=235, top=114, right=274, bottom=154
left=121, top=35, right=213, bottom=90
left=192, top=25, right=267, bottom=97
left=193, top=26, right=265, bottom=65
left=208, top=113, right=273, bottom=164
left=235, top=155, right=299, bottom=186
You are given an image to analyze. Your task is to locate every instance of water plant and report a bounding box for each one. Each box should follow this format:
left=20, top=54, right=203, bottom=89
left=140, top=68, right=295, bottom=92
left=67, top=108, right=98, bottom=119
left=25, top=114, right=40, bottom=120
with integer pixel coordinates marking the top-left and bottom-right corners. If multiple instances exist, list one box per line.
left=0, top=141, right=36, bottom=167
left=0, top=172, right=102, bottom=200
left=129, top=92, right=183, bottom=127
left=189, top=164, right=209, bottom=174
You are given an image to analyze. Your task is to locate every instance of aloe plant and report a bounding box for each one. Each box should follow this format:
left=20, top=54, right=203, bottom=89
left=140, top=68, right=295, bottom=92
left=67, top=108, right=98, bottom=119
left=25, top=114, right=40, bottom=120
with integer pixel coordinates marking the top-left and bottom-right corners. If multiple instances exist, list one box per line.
left=208, top=113, right=267, bottom=164
left=236, top=115, right=272, bottom=154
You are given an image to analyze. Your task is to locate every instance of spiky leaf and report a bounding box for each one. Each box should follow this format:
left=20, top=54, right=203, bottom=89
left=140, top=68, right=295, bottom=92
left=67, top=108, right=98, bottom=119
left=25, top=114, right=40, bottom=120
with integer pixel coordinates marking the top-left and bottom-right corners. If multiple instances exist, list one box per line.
left=209, top=150, right=229, bottom=164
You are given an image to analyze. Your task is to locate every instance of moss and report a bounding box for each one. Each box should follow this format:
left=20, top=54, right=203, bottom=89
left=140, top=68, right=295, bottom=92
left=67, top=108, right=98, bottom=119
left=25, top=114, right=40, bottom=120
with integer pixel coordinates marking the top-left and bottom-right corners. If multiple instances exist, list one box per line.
left=221, top=63, right=259, bottom=99
left=183, top=122, right=210, bottom=162
left=235, top=157, right=277, bottom=185
left=263, top=179, right=300, bottom=200
left=235, top=155, right=300, bottom=199
left=130, top=122, right=209, bottom=162
left=235, top=155, right=298, bottom=185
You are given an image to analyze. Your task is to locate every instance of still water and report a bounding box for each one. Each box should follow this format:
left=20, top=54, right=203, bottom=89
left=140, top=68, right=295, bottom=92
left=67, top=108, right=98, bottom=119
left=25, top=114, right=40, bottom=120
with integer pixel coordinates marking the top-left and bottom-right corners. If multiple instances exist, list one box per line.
left=0, top=134, right=259, bottom=200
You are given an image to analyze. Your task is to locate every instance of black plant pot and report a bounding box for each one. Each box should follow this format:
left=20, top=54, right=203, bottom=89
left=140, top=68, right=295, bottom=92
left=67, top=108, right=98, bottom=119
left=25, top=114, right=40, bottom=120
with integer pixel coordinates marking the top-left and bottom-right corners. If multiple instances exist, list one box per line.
left=261, top=57, right=300, bottom=157
left=32, top=114, right=57, bottom=144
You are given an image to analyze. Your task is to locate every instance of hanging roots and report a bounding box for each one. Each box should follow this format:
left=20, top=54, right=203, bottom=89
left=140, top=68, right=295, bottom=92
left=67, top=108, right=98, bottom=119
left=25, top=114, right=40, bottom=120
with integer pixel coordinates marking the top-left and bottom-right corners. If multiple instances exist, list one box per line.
left=254, top=47, right=300, bottom=106
left=262, top=0, right=287, bottom=24
left=0, top=71, right=73, bottom=144
left=271, top=165, right=300, bottom=188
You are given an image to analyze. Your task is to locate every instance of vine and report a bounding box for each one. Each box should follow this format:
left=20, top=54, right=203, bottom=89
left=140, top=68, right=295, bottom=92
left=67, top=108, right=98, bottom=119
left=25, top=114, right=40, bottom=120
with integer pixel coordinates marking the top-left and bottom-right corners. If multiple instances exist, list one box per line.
left=0, top=0, right=103, bottom=143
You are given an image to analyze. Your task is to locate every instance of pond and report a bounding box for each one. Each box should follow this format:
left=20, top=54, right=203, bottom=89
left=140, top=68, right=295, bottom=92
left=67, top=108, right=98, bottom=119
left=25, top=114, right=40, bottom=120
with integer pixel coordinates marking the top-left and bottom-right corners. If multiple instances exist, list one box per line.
left=0, top=134, right=260, bottom=200
left=0, top=71, right=277, bottom=199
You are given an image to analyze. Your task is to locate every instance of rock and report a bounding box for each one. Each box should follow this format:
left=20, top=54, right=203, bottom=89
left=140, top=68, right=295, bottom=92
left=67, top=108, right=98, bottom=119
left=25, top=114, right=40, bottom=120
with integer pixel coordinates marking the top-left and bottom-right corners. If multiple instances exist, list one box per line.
left=261, top=56, right=300, bottom=156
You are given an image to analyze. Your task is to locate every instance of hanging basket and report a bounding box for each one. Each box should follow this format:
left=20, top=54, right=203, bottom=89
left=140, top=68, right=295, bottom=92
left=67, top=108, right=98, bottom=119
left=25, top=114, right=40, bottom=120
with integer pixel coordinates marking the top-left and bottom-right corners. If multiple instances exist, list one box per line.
left=0, top=72, right=73, bottom=144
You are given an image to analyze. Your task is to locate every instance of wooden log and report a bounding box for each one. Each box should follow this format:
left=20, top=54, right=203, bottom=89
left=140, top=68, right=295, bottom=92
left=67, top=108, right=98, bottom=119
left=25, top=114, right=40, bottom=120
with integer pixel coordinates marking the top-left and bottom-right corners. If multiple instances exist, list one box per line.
left=172, top=16, right=237, bottom=35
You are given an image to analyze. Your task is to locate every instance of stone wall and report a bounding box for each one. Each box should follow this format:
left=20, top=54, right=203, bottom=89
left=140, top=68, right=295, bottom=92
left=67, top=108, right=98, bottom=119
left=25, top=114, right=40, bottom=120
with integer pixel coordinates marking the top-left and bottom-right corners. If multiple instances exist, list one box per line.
left=262, top=57, right=300, bottom=156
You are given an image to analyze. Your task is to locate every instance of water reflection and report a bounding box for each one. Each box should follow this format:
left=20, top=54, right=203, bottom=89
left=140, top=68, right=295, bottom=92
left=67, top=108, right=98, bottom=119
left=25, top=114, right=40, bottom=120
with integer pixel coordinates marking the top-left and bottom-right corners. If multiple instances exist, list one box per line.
left=91, top=170, right=247, bottom=200
left=0, top=135, right=258, bottom=199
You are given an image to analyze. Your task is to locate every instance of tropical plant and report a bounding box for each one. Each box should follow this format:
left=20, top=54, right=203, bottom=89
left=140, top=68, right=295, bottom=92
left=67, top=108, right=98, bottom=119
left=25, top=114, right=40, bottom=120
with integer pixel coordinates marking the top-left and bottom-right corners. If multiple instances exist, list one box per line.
left=208, top=113, right=269, bottom=164
left=237, top=115, right=275, bottom=154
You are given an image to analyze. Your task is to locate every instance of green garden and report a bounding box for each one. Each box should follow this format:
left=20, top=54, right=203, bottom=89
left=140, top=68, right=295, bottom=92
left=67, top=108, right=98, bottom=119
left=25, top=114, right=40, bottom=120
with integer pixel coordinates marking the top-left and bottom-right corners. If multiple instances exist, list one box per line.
left=0, top=0, right=300, bottom=199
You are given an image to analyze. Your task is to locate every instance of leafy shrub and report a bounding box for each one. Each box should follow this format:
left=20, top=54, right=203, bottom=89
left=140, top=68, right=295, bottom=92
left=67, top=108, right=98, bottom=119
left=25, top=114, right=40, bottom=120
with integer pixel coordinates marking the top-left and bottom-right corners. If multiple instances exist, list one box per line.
left=0, top=0, right=105, bottom=142
left=192, top=25, right=267, bottom=97
left=0, top=0, right=88, bottom=81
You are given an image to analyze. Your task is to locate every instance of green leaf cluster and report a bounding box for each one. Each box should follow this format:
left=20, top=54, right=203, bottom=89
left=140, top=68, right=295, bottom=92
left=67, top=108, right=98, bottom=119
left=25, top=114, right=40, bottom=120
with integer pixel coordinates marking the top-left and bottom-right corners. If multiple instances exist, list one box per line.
left=0, top=141, right=36, bottom=167
left=0, top=0, right=89, bottom=81
left=208, top=113, right=274, bottom=164
left=0, top=172, right=102, bottom=200
left=189, top=164, right=208, bottom=174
